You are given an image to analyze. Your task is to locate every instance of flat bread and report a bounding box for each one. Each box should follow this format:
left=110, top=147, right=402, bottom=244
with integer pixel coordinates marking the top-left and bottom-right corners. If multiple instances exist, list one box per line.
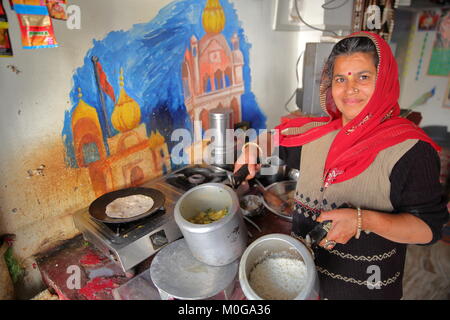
left=105, top=194, right=154, bottom=219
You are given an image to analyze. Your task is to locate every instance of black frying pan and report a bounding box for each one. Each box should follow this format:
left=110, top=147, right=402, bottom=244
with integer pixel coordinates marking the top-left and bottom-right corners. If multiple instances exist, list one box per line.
left=88, top=187, right=165, bottom=224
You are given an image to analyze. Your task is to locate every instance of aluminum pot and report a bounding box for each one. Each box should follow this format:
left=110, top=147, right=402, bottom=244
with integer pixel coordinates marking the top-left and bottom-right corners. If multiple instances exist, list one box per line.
left=239, top=233, right=319, bottom=300
left=174, top=183, right=248, bottom=266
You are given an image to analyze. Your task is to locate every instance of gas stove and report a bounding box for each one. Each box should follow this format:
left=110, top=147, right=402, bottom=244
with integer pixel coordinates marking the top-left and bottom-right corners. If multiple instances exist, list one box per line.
left=164, top=164, right=231, bottom=191
left=73, top=164, right=232, bottom=272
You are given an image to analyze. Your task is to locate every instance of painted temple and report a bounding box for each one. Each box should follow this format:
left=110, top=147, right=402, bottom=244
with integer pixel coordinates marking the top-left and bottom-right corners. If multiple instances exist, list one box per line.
left=70, top=69, right=171, bottom=197
left=182, top=0, right=245, bottom=141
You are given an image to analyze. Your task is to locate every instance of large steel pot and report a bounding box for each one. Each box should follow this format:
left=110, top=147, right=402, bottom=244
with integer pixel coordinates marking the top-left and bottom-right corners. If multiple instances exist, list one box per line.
left=174, top=183, right=248, bottom=266
left=239, top=233, right=319, bottom=300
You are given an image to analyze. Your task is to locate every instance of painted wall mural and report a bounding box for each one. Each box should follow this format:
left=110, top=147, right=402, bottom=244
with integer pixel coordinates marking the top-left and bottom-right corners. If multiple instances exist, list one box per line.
left=62, top=0, right=266, bottom=197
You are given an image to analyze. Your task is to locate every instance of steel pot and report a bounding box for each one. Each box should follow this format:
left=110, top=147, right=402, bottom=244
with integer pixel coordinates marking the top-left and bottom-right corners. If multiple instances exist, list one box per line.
left=239, top=233, right=319, bottom=300
left=174, top=183, right=248, bottom=266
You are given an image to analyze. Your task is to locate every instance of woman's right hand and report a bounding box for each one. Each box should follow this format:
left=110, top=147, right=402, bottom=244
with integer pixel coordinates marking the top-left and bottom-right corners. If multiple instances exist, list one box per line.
left=234, top=143, right=261, bottom=180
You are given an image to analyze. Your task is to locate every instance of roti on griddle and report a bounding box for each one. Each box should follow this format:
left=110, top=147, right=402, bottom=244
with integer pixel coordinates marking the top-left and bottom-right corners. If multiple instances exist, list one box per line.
left=105, top=194, right=154, bottom=219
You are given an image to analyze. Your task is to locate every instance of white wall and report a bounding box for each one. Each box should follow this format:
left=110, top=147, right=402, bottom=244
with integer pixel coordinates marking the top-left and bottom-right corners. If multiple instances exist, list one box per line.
left=0, top=0, right=303, bottom=297
left=0, top=0, right=304, bottom=158
left=233, top=0, right=302, bottom=129
left=397, top=11, right=450, bottom=129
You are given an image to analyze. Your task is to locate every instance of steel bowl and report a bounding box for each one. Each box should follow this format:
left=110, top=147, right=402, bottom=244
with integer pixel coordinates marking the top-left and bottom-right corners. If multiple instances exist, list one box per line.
left=238, top=233, right=319, bottom=300
left=240, top=194, right=264, bottom=217
left=261, top=180, right=297, bottom=222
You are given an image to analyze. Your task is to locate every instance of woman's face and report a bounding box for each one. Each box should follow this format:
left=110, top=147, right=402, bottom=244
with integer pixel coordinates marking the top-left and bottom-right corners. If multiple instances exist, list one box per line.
left=331, top=52, right=377, bottom=126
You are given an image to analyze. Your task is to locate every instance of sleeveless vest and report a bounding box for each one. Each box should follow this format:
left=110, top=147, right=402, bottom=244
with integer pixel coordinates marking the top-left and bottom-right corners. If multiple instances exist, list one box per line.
left=292, top=130, right=418, bottom=299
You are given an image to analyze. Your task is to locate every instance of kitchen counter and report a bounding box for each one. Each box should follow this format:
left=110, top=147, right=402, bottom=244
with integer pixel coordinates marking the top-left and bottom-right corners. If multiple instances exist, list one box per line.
left=36, top=207, right=292, bottom=300
left=124, top=209, right=292, bottom=300
left=36, top=206, right=450, bottom=300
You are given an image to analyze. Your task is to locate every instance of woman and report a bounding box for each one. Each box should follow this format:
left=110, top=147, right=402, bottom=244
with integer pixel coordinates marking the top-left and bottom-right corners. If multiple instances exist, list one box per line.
left=236, top=31, right=449, bottom=299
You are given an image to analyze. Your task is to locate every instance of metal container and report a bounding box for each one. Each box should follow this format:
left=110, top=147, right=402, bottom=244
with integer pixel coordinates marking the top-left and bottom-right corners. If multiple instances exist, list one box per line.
left=210, top=144, right=235, bottom=167
left=209, top=108, right=233, bottom=148
left=150, top=239, right=238, bottom=300
left=209, top=108, right=234, bottom=166
left=239, top=233, right=319, bottom=300
left=240, top=194, right=264, bottom=217
left=287, top=168, right=300, bottom=181
left=174, top=183, right=248, bottom=266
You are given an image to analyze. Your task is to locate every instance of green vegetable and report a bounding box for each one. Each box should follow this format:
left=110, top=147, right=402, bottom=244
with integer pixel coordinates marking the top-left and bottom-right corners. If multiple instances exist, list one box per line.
left=4, top=247, right=24, bottom=284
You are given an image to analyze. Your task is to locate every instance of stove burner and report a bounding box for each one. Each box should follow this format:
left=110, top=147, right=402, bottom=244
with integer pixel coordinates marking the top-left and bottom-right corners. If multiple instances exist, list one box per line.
left=165, top=165, right=229, bottom=191
left=188, top=173, right=206, bottom=185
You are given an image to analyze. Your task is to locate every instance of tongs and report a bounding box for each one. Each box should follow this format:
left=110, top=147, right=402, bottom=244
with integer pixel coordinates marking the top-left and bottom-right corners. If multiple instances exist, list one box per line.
left=227, top=164, right=264, bottom=236
left=229, top=164, right=250, bottom=190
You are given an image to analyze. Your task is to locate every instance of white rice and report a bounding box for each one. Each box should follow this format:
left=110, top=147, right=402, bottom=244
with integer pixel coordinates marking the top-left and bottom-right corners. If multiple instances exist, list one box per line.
left=248, top=252, right=307, bottom=300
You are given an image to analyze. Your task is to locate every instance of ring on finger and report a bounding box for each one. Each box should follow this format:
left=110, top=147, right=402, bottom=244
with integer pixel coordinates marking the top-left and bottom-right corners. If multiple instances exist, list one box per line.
left=324, top=238, right=336, bottom=250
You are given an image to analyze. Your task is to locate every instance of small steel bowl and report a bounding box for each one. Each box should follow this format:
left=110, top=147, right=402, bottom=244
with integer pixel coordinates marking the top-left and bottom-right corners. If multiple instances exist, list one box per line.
left=240, top=194, right=264, bottom=217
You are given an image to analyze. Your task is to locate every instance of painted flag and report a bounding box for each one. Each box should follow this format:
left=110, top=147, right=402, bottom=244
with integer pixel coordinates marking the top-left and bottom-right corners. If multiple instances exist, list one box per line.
left=95, top=61, right=116, bottom=103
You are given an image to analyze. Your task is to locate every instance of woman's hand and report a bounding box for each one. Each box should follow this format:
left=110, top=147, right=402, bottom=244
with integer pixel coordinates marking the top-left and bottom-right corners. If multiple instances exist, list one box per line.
left=316, top=208, right=358, bottom=248
left=233, top=143, right=261, bottom=180
left=316, top=208, right=434, bottom=248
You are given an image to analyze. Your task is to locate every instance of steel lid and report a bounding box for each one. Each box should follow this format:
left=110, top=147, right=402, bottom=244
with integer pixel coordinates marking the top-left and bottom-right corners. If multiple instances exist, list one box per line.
left=209, top=108, right=233, bottom=120
left=150, top=238, right=238, bottom=300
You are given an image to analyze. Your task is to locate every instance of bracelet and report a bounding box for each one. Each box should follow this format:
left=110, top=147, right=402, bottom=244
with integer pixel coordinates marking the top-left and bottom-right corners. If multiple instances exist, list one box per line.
left=355, top=207, right=363, bottom=239
left=241, top=142, right=263, bottom=155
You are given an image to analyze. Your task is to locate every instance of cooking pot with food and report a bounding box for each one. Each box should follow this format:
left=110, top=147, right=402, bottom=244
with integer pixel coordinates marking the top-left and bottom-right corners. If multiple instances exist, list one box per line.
left=174, top=183, right=248, bottom=266
left=239, top=233, right=319, bottom=300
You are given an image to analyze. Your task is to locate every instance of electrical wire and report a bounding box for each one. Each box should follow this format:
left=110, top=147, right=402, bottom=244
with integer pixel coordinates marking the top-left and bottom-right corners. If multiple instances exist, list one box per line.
left=285, top=0, right=348, bottom=113
left=284, top=49, right=304, bottom=113
left=293, top=0, right=339, bottom=36
left=321, top=0, right=350, bottom=10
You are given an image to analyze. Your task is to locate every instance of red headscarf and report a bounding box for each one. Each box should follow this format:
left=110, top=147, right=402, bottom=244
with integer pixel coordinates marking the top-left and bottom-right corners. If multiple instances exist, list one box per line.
left=275, top=31, right=440, bottom=187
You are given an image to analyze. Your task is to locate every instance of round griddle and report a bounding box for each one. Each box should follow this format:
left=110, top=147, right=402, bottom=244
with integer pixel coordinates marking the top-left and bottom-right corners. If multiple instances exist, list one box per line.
left=89, top=187, right=165, bottom=224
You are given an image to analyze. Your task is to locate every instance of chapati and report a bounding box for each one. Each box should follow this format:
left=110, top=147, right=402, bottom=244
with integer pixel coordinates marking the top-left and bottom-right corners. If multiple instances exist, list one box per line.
left=105, top=194, right=154, bottom=219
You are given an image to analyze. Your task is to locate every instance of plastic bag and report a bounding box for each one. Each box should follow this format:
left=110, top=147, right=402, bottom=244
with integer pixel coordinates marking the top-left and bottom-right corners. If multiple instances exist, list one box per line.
left=0, top=0, right=13, bottom=57
left=14, top=3, right=58, bottom=49
left=13, top=0, right=67, bottom=19
left=46, top=0, right=66, bottom=20
left=0, top=0, right=7, bottom=21
left=12, top=0, right=46, bottom=5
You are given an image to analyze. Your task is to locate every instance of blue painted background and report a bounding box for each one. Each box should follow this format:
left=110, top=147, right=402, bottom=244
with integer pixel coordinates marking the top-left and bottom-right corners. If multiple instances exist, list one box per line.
left=62, top=0, right=266, bottom=168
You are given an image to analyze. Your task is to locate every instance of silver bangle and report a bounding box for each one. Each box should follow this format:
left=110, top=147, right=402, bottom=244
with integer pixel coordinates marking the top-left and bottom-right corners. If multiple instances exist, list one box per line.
left=355, top=207, right=362, bottom=239
left=241, top=142, right=263, bottom=155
